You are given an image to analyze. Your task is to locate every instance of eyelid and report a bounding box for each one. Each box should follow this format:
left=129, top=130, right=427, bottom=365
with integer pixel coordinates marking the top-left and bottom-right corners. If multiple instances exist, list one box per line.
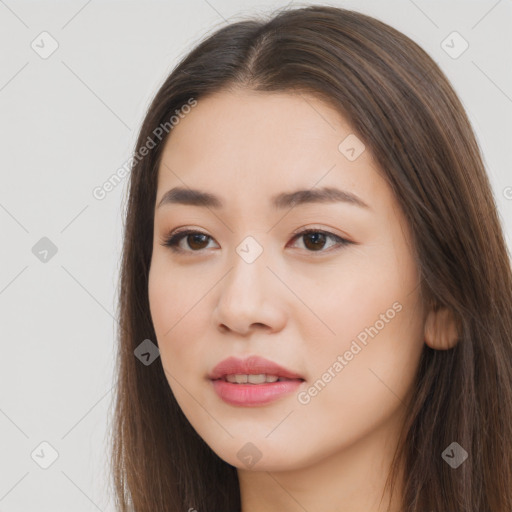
left=290, top=224, right=349, bottom=239
left=160, top=225, right=354, bottom=254
left=160, top=227, right=214, bottom=250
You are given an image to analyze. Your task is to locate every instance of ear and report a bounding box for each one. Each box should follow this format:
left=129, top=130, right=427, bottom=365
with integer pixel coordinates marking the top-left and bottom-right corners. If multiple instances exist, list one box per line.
left=424, top=306, right=460, bottom=350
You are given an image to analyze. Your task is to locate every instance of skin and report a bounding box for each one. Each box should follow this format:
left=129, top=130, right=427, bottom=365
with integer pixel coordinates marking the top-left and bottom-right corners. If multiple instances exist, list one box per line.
left=148, top=89, right=458, bottom=512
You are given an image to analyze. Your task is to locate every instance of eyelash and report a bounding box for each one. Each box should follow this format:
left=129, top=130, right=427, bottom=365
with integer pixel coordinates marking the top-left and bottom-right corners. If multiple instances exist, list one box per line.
left=160, top=227, right=352, bottom=255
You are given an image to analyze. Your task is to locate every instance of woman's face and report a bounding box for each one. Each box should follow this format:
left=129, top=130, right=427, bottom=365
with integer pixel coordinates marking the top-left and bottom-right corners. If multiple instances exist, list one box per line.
left=148, top=89, right=427, bottom=472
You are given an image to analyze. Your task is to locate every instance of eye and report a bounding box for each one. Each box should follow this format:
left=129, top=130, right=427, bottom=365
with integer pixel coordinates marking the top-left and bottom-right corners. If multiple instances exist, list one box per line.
left=160, top=228, right=352, bottom=254
left=289, top=228, right=352, bottom=252
left=160, top=229, right=217, bottom=253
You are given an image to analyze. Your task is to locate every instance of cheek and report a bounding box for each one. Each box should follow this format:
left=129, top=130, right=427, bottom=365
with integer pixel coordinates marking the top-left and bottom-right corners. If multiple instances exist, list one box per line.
left=304, top=241, right=424, bottom=402
left=148, top=260, right=173, bottom=339
left=148, top=259, right=212, bottom=377
left=308, top=250, right=419, bottom=347
left=291, top=300, right=424, bottom=462
left=148, top=261, right=189, bottom=360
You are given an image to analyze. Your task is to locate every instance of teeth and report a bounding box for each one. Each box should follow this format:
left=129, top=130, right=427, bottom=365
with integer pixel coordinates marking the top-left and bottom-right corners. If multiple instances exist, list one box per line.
left=225, top=374, right=282, bottom=384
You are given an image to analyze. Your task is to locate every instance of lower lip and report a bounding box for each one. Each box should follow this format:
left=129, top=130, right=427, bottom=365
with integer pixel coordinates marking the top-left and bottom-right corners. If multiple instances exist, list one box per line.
left=211, top=379, right=304, bottom=406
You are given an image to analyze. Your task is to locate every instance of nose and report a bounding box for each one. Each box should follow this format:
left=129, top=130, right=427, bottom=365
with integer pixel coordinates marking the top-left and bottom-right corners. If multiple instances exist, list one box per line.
left=212, top=250, right=287, bottom=336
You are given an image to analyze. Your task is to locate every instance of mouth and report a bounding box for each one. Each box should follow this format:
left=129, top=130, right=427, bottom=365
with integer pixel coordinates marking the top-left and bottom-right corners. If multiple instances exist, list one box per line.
left=210, top=377, right=304, bottom=407
left=208, top=356, right=305, bottom=406
left=208, top=355, right=305, bottom=381
left=215, top=374, right=304, bottom=384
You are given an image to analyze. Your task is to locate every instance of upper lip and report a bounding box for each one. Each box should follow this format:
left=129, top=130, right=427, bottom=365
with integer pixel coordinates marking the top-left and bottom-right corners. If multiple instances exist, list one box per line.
left=209, top=355, right=304, bottom=381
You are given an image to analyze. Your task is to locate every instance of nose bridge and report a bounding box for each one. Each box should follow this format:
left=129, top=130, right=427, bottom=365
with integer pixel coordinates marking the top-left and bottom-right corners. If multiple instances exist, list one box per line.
left=222, top=240, right=268, bottom=309
left=213, top=236, right=284, bottom=333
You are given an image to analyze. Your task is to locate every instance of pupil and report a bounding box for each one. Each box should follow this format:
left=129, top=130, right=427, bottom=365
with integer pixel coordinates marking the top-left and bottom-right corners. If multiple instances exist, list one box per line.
left=189, top=234, right=208, bottom=249
left=305, top=232, right=325, bottom=250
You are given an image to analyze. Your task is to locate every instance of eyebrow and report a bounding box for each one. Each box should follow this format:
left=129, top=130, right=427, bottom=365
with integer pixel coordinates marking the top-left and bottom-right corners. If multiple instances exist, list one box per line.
left=156, top=186, right=370, bottom=210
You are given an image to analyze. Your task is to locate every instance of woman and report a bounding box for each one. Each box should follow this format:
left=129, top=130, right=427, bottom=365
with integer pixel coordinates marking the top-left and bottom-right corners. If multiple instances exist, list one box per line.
left=110, top=5, right=512, bottom=511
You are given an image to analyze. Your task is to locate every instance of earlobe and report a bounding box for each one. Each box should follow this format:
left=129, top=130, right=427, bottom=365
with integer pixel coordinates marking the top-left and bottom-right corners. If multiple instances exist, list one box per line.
left=424, top=306, right=460, bottom=350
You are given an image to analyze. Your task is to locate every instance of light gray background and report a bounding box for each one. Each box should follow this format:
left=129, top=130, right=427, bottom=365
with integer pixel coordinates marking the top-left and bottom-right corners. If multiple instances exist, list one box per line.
left=0, top=1, right=511, bottom=510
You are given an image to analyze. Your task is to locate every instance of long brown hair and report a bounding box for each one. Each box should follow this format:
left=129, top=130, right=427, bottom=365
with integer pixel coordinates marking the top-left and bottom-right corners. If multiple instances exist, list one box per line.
left=109, top=5, right=512, bottom=511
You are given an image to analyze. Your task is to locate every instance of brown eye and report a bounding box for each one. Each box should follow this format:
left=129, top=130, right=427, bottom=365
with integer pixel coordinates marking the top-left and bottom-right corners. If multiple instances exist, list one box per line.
left=161, top=228, right=352, bottom=255
left=161, top=230, right=215, bottom=252
left=185, top=233, right=210, bottom=250
left=302, top=232, right=328, bottom=251
left=290, top=229, right=351, bottom=253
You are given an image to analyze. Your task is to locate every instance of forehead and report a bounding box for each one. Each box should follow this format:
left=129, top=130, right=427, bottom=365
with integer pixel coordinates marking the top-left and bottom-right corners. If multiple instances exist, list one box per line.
left=160, top=89, right=351, bottom=162
left=155, top=89, right=388, bottom=213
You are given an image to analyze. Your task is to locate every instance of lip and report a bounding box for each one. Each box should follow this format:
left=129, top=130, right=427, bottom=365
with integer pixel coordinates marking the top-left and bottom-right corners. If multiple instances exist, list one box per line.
left=208, top=355, right=305, bottom=407
left=208, top=355, right=304, bottom=381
